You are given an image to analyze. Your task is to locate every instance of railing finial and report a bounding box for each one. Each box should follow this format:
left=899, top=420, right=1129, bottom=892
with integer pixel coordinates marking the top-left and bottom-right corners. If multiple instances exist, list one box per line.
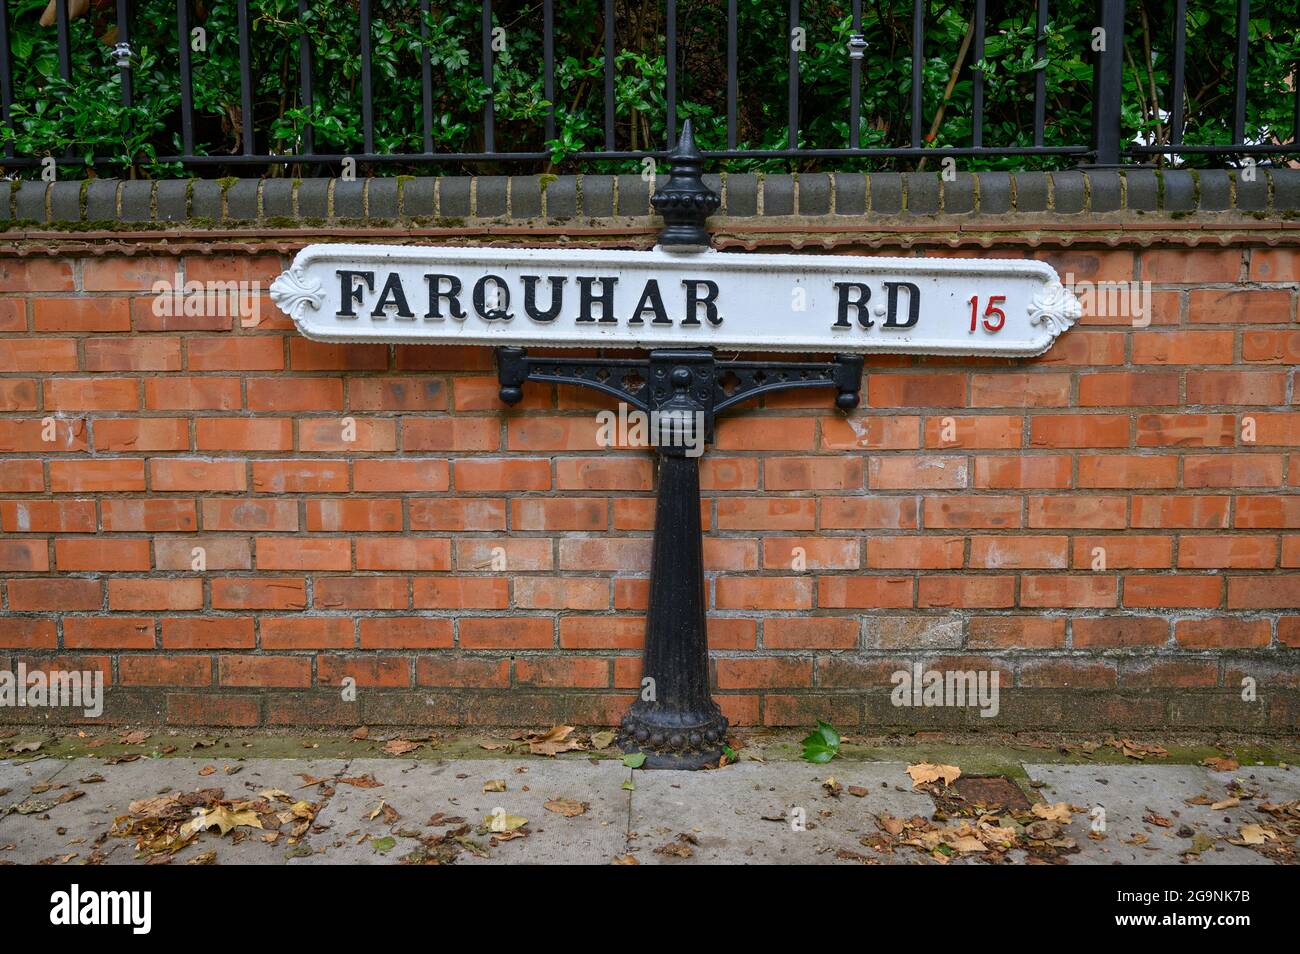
left=651, top=119, right=720, bottom=250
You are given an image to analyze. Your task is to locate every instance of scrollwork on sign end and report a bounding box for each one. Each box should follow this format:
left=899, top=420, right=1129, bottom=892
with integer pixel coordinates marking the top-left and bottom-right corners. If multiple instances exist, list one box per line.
left=269, top=265, right=324, bottom=323
left=1027, top=280, right=1083, bottom=339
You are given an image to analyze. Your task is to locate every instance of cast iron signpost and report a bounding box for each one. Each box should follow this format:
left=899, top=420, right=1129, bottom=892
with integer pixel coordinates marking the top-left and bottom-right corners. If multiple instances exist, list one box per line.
left=272, top=121, right=1081, bottom=769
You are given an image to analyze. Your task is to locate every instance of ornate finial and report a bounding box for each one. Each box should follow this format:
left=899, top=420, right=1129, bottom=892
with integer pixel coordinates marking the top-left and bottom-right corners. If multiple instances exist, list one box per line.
left=651, top=120, right=720, bottom=250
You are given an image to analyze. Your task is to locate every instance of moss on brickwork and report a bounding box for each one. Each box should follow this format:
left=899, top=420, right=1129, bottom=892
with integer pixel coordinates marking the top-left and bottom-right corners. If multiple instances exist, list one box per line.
left=17, top=729, right=1300, bottom=768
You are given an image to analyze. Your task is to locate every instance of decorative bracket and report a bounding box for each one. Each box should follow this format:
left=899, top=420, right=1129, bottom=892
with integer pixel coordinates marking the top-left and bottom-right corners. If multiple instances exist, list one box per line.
left=497, top=347, right=864, bottom=447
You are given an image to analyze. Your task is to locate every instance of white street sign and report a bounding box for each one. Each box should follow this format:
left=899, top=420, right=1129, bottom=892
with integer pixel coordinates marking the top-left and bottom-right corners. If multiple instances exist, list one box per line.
left=271, top=244, right=1080, bottom=356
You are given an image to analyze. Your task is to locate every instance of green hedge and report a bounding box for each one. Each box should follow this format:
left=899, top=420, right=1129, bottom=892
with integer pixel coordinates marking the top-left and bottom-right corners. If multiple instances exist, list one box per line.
left=3, top=0, right=1299, bottom=177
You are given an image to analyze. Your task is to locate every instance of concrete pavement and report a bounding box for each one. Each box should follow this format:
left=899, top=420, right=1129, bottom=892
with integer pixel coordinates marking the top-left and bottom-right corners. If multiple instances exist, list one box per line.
left=1, top=732, right=1297, bottom=865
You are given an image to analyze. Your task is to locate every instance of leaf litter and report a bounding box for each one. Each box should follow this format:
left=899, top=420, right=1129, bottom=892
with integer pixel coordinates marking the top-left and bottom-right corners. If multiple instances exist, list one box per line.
left=111, top=786, right=323, bottom=860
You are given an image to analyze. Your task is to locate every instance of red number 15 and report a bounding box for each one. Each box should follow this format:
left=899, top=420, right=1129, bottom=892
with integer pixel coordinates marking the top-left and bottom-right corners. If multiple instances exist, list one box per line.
left=968, top=295, right=1006, bottom=333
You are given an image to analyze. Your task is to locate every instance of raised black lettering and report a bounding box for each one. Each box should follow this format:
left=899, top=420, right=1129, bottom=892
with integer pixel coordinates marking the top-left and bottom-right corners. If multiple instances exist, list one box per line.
left=682, top=279, right=720, bottom=326
left=521, top=275, right=566, bottom=322
left=629, top=279, right=670, bottom=325
left=833, top=282, right=872, bottom=329
left=336, top=270, right=374, bottom=318
left=473, top=275, right=513, bottom=321
left=371, top=272, right=414, bottom=319
left=423, top=274, right=466, bottom=321
left=882, top=281, right=920, bottom=329
left=576, top=276, right=618, bottom=323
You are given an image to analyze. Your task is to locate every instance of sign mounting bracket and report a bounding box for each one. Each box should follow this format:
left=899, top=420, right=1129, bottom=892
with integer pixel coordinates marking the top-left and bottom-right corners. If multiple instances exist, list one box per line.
left=497, top=341, right=863, bottom=769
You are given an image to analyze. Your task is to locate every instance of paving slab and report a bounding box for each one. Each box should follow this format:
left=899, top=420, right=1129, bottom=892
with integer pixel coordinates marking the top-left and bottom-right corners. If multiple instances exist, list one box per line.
left=1, top=757, right=352, bottom=866
left=1024, top=763, right=1290, bottom=865
left=626, top=761, right=934, bottom=865
left=0, top=757, right=65, bottom=796
left=1, top=751, right=1293, bottom=865
left=293, top=757, right=628, bottom=865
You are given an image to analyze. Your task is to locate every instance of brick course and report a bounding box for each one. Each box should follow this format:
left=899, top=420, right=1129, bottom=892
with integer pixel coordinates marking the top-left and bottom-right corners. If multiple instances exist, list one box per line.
left=2, top=172, right=1299, bottom=730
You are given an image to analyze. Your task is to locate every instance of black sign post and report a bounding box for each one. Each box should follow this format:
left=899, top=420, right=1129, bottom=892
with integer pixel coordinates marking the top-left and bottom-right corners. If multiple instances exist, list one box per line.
left=497, top=122, right=864, bottom=768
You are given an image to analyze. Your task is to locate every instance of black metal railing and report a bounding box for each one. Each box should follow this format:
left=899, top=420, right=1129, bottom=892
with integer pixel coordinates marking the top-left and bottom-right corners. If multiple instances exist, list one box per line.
left=1, top=0, right=1297, bottom=174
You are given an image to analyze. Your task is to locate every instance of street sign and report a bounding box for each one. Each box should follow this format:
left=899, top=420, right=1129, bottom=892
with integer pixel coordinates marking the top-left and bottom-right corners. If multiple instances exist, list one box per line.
left=267, top=120, right=1083, bottom=771
left=270, top=243, right=1081, bottom=357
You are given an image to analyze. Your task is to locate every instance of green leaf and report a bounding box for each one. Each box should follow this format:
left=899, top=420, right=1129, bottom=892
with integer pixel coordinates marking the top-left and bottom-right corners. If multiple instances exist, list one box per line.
left=371, top=836, right=396, bottom=854
left=800, top=720, right=841, bottom=764
left=622, top=753, right=647, bottom=769
left=803, top=746, right=836, bottom=765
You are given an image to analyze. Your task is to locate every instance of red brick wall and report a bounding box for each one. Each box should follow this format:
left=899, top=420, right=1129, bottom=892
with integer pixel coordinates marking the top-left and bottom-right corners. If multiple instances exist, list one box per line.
left=2, top=240, right=1298, bottom=730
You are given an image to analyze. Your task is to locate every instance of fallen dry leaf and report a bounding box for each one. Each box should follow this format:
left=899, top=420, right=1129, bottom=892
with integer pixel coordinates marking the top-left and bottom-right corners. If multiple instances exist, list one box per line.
left=181, top=805, right=263, bottom=838
left=484, top=811, right=528, bottom=834
left=544, top=798, right=588, bottom=817
left=877, top=813, right=907, bottom=837
left=1202, top=756, right=1239, bottom=773
left=382, top=739, right=421, bottom=756
left=906, top=763, right=961, bottom=787
left=128, top=795, right=182, bottom=816
left=1032, top=802, right=1073, bottom=823
left=1109, top=738, right=1168, bottom=760
left=1237, top=824, right=1275, bottom=845
left=653, top=836, right=695, bottom=859
left=527, top=725, right=584, bottom=757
